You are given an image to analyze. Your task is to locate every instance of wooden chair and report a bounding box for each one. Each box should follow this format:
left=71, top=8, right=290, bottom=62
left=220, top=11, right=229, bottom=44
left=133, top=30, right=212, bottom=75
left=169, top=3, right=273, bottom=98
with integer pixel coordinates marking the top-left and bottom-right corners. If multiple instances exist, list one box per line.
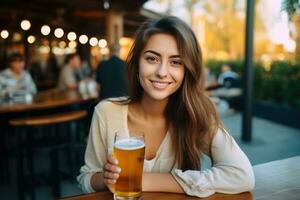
left=9, top=110, right=87, bottom=200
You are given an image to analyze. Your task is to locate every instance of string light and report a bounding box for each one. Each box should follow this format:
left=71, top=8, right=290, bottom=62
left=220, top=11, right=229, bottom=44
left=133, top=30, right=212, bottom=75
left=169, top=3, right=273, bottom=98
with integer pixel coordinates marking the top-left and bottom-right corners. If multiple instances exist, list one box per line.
left=0, top=30, right=9, bottom=39
left=27, top=35, right=36, bottom=44
left=54, top=28, right=64, bottom=38
left=67, top=32, right=77, bottom=41
left=79, top=35, right=88, bottom=44
left=20, top=20, right=31, bottom=31
left=89, top=37, right=98, bottom=46
left=98, top=39, right=107, bottom=48
left=41, top=25, right=51, bottom=36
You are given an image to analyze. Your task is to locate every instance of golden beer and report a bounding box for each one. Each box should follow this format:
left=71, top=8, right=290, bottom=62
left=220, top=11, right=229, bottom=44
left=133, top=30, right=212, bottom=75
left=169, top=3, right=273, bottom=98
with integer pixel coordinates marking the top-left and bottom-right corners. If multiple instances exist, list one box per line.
left=113, top=137, right=145, bottom=200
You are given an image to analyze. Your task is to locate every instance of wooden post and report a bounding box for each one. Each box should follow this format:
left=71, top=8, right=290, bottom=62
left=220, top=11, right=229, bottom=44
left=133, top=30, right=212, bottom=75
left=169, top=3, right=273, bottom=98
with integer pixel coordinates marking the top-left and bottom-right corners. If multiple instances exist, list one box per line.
left=105, top=12, right=123, bottom=48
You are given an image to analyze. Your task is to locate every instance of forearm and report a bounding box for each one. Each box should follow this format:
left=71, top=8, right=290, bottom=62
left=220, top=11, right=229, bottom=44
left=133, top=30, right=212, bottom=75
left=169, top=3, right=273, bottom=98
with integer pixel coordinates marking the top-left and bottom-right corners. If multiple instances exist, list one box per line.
left=142, top=173, right=184, bottom=193
left=91, top=172, right=106, bottom=191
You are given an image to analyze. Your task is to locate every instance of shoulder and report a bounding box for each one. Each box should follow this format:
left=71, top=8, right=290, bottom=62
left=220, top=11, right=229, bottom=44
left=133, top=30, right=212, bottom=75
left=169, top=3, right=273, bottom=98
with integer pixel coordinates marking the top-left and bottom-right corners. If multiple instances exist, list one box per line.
left=111, top=56, right=125, bottom=64
left=0, top=70, right=6, bottom=80
left=97, top=60, right=109, bottom=73
left=202, top=127, right=233, bottom=155
left=0, top=69, right=10, bottom=76
left=224, top=71, right=239, bottom=78
left=211, top=128, right=234, bottom=149
left=0, top=70, right=5, bottom=77
left=94, top=97, right=129, bottom=117
left=23, top=70, right=33, bottom=78
left=21, top=71, right=29, bottom=80
left=99, top=59, right=109, bottom=67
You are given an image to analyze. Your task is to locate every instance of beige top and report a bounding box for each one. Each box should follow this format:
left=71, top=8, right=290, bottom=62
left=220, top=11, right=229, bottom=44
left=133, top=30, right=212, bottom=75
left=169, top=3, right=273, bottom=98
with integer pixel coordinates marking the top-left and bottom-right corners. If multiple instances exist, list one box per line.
left=77, top=98, right=255, bottom=198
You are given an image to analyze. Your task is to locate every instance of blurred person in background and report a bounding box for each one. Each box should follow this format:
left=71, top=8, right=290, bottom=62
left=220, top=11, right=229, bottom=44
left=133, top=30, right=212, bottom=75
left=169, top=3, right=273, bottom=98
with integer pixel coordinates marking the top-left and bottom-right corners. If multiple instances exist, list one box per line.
left=217, top=64, right=240, bottom=88
left=212, top=64, right=242, bottom=113
left=58, top=53, right=83, bottom=91
left=96, top=44, right=127, bottom=99
left=78, top=16, right=254, bottom=198
left=0, top=52, right=37, bottom=98
left=58, top=52, right=99, bottom=97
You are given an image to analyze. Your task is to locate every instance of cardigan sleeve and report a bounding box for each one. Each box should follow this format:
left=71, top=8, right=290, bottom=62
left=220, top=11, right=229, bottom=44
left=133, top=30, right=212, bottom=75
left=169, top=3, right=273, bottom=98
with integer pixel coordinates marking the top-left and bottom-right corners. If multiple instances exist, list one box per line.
left=77, top=105, right=108, bottom=193
left=0, top=72, right=8, bottom=97
left=171, top=128, right=255, bottom=198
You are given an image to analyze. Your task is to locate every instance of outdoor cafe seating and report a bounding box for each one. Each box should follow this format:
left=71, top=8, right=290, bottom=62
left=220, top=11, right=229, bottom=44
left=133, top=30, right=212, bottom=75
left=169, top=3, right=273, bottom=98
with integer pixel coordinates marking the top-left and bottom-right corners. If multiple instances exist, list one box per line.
left=9, top=110, right=87, bottom=199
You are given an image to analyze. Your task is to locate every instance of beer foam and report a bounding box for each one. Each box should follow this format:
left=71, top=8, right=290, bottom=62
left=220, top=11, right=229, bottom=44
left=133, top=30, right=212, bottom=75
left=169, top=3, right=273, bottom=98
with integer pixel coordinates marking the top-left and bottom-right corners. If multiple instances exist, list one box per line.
left=114, top=138, right=145, bottom=150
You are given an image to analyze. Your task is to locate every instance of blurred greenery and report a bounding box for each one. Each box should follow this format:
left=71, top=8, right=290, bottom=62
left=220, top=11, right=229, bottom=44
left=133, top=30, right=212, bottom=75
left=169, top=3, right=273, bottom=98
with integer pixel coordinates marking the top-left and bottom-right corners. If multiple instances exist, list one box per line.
left=205, top=60, right=300, bottom=110
left=282, top=0, right=299, bottom=19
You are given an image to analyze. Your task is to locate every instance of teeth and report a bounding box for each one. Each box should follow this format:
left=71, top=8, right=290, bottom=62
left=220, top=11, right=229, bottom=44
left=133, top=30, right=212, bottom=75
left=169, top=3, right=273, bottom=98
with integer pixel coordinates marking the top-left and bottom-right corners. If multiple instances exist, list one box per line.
left=151, top=81, right=169, bottom=89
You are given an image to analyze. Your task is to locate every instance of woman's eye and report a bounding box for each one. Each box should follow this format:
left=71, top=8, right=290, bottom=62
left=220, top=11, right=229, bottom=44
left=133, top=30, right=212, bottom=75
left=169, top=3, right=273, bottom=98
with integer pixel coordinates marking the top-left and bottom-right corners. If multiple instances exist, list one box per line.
left=170, top=60, right=183, bottom=66
left=146, top=56, right=159, bottom=63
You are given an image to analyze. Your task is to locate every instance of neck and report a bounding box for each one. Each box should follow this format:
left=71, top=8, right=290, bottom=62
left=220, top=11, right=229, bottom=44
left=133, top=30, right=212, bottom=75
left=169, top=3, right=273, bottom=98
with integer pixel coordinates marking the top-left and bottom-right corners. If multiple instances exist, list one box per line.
left=138, top=94, right=168, bottom=118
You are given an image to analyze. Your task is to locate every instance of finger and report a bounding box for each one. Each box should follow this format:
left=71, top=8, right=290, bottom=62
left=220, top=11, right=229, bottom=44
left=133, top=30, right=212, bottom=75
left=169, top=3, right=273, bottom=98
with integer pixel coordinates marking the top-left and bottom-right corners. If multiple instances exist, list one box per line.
left=104, top=177, right=116, bottom=184
left=104, top=171, right=119, bottom=179
left=107, top=155, right=119, bottom=165
left=104, top=163, right=121, bottom=173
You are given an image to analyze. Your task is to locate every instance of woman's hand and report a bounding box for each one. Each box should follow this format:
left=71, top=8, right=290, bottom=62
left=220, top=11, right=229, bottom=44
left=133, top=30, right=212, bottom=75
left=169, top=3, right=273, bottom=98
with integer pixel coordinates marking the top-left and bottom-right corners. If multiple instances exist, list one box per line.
left=103, top=155, right=121, bottom=193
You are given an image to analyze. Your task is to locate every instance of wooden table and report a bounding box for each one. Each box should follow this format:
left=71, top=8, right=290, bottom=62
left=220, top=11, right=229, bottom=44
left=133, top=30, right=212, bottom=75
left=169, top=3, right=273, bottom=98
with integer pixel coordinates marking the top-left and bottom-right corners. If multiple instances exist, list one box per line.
left=0, top=89, right=98, bottom=114
left=61, top=191, right=253, bottom=200
left=61, top=156, right=300, bottom=200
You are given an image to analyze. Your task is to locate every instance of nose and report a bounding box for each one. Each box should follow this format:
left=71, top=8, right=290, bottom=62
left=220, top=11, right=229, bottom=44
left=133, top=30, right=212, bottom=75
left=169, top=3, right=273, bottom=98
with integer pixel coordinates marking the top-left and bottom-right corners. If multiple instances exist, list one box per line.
left=156, top=61, right=168, bottom=78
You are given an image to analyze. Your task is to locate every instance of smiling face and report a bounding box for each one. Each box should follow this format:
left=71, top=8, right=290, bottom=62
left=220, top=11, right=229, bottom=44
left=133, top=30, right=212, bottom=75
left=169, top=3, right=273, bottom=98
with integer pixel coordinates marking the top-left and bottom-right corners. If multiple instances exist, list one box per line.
left=138, top=33, right=185, bottom=101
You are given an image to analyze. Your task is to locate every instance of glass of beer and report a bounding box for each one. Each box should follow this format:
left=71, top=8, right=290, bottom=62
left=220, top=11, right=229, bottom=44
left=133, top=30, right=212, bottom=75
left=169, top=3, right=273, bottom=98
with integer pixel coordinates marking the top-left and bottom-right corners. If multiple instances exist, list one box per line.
left=113, top=132, right=145, bottom=200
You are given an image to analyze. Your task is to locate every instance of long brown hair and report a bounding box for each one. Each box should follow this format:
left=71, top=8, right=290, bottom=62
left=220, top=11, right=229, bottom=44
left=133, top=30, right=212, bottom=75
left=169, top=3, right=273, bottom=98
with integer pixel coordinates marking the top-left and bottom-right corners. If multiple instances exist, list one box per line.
left=126, top=16, right=222, bottom=170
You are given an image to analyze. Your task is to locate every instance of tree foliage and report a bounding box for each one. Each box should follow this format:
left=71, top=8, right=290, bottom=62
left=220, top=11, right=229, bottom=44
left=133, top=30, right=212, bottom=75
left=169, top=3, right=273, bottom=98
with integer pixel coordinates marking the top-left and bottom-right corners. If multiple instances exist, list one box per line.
left=282, top=0, right=300, bottom=19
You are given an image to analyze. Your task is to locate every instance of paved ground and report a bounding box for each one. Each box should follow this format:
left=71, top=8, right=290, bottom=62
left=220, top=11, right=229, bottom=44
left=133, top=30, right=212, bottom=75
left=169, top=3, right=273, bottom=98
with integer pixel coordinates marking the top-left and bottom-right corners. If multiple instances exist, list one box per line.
left=222, top=112, right=300, bottom=165
left=1, top=112, right=300, bottom=199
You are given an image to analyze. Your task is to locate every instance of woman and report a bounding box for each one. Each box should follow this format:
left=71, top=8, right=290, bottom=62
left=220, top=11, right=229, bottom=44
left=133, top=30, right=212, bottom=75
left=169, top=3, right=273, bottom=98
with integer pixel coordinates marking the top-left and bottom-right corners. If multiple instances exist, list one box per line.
left=77, top=16, right=254, bottom=198
left=0, top=52, right=37, bottom=97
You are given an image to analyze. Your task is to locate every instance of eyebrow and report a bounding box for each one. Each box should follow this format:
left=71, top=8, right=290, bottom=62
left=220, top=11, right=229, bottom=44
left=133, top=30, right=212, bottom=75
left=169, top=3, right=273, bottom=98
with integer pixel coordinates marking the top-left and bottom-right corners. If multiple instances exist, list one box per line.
left=143, top=50, right=181, bottom=58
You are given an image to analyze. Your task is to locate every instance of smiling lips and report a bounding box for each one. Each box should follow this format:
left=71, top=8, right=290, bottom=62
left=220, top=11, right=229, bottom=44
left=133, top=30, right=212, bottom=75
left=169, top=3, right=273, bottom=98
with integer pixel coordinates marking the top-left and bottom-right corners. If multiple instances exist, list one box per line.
left=150, top=80, right=172, bottom=90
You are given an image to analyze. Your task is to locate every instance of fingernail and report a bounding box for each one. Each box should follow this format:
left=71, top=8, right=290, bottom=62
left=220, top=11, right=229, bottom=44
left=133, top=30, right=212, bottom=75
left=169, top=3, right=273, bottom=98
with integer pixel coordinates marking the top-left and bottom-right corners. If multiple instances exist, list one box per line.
left=117, top=167, right=121, bottom=173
